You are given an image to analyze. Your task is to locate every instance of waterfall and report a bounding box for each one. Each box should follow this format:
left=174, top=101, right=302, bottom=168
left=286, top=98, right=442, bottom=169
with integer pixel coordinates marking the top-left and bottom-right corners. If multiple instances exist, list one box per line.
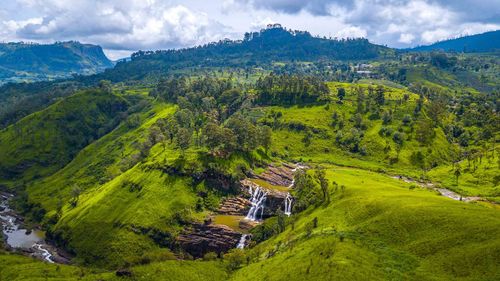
left=245, top=186, right=267, bottom=221
left=236, top=234, right=247, bottom=249
left=284, top=193, right=293, bottom=216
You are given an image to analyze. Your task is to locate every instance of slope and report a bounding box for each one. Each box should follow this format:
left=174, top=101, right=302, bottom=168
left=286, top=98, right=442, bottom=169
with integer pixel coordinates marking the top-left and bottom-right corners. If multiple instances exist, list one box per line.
left=231, top=165, right=500, bottom=281
left=0, top=89, right=128, bottom=184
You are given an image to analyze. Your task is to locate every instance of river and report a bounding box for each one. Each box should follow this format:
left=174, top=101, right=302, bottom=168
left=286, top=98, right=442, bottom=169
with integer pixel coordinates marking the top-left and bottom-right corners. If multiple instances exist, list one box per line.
left=1, top=192, right=67, bottom=263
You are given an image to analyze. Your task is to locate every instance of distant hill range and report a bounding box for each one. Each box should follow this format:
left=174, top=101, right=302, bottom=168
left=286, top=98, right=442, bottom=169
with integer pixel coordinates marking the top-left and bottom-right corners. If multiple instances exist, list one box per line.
left=410, top=30, right=500, bottom=53
left=0, top=41, right=113, bottom=84
left=104, top=25, right=393, bottom=81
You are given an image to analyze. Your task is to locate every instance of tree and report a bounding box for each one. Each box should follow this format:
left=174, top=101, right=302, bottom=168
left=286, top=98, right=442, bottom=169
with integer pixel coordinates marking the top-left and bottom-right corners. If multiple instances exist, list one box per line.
left=415, top=118, right=435, bottom=145
left=337, top=87, right=346, bottom=103
left=98, top=80, right=112, bottom=93
left=314, top=168, right=330, bottom=203
left=454, top=165, right=461, bottom=185
left=410, top=151, right=426, bottom=173
left=355, top=87, right=365, bottom=113
left=70, top=185, right=82, bottom=207
left=382, top=111, right=392, bottom=125
left=203, top=122, right=224, bottom=153
left=176, top=128, right=192, bottom=153
left=259, top=125, right=272, bottom=152
left=375, top=85, right=385, bottom=106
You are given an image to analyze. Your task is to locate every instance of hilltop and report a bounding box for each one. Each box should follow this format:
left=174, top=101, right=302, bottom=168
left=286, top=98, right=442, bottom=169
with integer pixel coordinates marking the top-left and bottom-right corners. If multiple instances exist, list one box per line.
left=0, top=41, right=113, bottom=84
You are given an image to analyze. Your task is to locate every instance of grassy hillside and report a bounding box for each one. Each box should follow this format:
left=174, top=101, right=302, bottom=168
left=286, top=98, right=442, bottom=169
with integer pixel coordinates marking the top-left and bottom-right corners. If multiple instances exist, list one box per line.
left=1, top=75, right=497, bottom=280
left=230, top=165, right=500, bottom=281
left=0, top=89, right=128, bottom=184
left=0, top=250, right=228, bottom=281
left=259, top=82, right=452, bottom=174
left=3, top=166, right=498, bottom=281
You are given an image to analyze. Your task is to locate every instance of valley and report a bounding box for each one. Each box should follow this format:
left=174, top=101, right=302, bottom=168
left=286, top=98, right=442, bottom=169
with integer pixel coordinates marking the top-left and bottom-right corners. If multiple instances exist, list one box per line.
left=0, top=24, right=498, bottom=281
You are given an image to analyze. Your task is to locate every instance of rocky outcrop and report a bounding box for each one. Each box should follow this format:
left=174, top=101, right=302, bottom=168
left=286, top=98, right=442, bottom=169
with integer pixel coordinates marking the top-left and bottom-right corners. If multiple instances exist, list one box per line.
left=177, top=223, right=242, bottom=258
left=254, top=164, right=295, bottom=187
left=217, top=197, right=249, bottom=216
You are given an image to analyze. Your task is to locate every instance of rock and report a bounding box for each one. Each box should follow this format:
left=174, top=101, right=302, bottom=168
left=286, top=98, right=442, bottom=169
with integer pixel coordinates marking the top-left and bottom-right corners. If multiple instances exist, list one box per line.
left=216, top=197, right=250, bottom=216
left=177, top=223, right=242, bottom=258
left=239, top=219, right=260, bottom=230
left=255, top=164, right=295, bottom=187
left=116, top=268, right=133, bottom=277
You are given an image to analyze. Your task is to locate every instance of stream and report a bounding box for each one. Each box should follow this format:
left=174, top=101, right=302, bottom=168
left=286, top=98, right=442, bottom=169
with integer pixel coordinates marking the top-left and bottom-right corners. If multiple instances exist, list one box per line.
left=0, top=192, right=67, bottom=263
left=391, top=176, right=485, bottom=203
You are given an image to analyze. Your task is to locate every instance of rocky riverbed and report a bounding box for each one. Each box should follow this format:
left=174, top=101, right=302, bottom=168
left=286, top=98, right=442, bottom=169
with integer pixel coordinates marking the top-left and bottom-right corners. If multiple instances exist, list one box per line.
left=176, top=163, right=306, bottom=257
left=0, top=192, right=70, bottom=263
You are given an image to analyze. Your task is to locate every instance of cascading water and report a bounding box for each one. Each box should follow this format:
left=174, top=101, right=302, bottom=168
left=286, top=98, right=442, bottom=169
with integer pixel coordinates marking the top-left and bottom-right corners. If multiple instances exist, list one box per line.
left=236, top=234, right=247, bottom=249
left=284, top=193, right=293, bottom=216
left=34, top=243, right=54, bottom=263
left=245, top=186, right=267, bottom=221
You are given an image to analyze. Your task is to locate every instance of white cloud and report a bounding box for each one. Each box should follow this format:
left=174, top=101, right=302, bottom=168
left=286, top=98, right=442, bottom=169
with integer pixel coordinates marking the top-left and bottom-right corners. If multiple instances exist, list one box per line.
left=0, top=0, right=499, bottom=58
left=336, top=26, right=367, bottom=39
left=2, top=0, right=231, bottom=57
left=398, top=33, right=415, bottom=44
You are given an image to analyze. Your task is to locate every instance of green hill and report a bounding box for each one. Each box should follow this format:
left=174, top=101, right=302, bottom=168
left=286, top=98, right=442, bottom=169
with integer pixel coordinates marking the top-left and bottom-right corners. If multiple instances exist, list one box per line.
left=0, top=27, right=498, bottom=281
left=0, top=41, right=113, bottom=84
left=0, top=89, right=128, bottom=184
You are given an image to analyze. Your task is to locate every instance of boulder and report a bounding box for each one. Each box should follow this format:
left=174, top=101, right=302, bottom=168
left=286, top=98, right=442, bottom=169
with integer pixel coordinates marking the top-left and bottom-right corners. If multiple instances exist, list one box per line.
left=177, top=223, right=242, bottom=258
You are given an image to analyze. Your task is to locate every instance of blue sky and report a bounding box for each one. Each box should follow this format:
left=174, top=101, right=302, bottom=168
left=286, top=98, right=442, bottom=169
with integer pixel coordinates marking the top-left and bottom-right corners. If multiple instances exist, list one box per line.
left=1, top=0, right=498, bottom=60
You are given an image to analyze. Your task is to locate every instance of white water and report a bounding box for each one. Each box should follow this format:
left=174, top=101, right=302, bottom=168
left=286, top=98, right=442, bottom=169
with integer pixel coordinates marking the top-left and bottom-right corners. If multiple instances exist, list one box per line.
left=291, top=163, right=306, bottom=172
left=245, top=186, right=267, bottom=221
left=34, top=243, right=54, bottom=263
left=236, top=234, right=247, bottom=249
left=284, top=193, right=293, bottom=216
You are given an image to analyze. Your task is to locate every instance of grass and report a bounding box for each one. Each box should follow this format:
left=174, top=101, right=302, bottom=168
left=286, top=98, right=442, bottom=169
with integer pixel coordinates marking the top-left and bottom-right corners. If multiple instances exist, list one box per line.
left=230, top=165, right=500, bottom=281
left=1, top=81, right=497, bottom=279
left=27, top=102, right=177, bottom=211
left=0, top=89, right=128, bottom=186
left=428, top=152, right=500, bottom=202
left=0, top=250, right=228, bottom=281
left=54, top=165, right=201, bottom=268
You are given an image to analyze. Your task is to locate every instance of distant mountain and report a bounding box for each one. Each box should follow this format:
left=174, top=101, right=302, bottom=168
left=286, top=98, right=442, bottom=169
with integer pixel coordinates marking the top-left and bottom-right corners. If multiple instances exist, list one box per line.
left=102, top=25, right=393, bottom=82
left=0, top=41, right=113, bottom=84
left=410, top=30, right=500, bottom=53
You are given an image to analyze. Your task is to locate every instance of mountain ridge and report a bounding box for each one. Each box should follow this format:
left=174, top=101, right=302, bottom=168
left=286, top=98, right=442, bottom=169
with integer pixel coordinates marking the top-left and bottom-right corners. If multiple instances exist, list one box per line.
left=0, top=41, right=113, bottom=84
left=408, top=30, right=500, bottom=53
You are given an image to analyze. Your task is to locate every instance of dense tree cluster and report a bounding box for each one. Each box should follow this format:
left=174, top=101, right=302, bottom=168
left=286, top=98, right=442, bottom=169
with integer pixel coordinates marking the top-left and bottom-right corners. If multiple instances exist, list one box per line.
left=255, top=74, right=330, bottom=105
left=150, top=77, right=272, bottom=158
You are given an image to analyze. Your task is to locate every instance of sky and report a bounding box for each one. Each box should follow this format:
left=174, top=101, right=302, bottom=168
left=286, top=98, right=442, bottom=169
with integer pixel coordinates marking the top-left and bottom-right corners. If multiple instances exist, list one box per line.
left=0, top=0, right=499, bottom=60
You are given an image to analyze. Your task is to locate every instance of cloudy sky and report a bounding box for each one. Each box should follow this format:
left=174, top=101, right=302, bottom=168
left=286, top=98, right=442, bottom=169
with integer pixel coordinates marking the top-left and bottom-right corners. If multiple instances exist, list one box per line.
left=1, top=0, right=499, bottom=60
